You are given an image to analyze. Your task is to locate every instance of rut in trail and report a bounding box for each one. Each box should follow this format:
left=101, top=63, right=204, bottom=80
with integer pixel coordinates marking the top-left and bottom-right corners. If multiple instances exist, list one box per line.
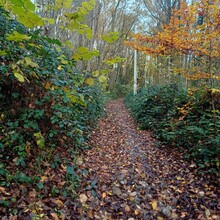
left=73, top=99, right=219, bottom=220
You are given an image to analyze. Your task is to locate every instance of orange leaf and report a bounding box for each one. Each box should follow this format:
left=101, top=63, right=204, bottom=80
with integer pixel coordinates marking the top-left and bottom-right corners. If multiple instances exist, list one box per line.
left=102, top=192, right=107, bottom=198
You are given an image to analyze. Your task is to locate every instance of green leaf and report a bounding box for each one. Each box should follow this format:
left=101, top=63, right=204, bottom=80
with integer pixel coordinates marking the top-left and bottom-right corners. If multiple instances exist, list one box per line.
left=0, top=50, right=7, bottom=56
left=85, top=27, right=93, bottom=39
left=43, top=18, right=55, bottom=24
left=66, top=166, right=74, bottom=175
left=64, top=0, right=72, bottom=8
left=11, top=0, right=23, bottom=6
left=101, top=69, right=108, bottom=75
left=78, top=46, right=89, bottom=53
left=65, top=40, right=72, bottom=48
left=37, top=182, right=44, bottom=189
left=34, top=132, right=45, bottom=149
left=73, top=47, right=98, bottom=61
left=7, top=31, right=31, bottom=42
left=85, top=78, right=94, bottom=86
left=24, top=0, right=35, bottom=11
left=101, top=32, right=119, bottom=43
left=13, top=71, right=25, bottom=82
left=99, top=75, right=107, bottom=83
left=92, top=49, right=99, bottom=56
left=103, top=56, right=125, bottom=65
left=24, top=57, right=39, bottom=68
left=92, top=70, right=99, bottom=77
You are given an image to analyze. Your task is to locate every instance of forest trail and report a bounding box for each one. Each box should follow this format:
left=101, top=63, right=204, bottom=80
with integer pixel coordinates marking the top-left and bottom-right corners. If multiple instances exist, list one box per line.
left=73, top=99, right=219, bottom=220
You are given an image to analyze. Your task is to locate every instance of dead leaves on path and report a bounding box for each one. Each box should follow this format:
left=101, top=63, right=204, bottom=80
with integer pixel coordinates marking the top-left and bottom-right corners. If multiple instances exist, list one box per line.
left=76, top=99, right=219, bottom=219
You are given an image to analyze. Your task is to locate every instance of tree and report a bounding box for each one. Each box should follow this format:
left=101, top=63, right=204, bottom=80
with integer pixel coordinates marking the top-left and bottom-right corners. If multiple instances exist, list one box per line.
left=126, top=0, right=220, bottom=88
left=142, top=0, right=181, bottom=32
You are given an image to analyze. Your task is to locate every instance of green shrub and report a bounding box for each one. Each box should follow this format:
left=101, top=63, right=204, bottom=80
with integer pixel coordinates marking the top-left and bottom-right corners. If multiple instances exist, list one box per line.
left=125, top=85, right=220, bottom=173
left=0, top=8, right=106, bottom=189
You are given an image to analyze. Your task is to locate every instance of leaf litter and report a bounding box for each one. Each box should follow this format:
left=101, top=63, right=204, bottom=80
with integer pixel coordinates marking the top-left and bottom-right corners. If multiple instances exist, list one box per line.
left=75, top=99, right=219, bottom=219
left=1, top=99, right=219, bottom=219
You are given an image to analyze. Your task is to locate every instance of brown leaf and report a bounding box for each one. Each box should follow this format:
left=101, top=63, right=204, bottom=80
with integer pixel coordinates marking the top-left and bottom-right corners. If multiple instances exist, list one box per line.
left=51, top=213, right=60, bottom=220
left=124, top=205, right=131, bottom=212
left=0, top=186, right=11, bottom=195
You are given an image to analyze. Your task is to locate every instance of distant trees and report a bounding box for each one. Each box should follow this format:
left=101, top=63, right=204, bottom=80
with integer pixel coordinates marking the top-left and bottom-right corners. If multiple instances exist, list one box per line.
left=142, top=0, right=181, bottom=32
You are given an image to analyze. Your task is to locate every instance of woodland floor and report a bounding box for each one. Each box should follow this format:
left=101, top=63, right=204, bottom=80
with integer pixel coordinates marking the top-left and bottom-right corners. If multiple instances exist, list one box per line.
left=73, top=99, right=219, bottom=220
left=1, top=99, right=219, bottom=220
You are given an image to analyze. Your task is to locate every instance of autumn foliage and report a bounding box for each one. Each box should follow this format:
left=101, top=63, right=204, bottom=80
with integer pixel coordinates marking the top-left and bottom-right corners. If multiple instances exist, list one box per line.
left=125, top=0, right=220, bottom=86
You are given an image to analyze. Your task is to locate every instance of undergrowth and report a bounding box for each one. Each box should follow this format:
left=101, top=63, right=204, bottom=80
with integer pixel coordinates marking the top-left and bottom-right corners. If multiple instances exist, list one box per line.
left=125, top=84, right=220, bottom=175
left=0, top=8, right=106, bottom=214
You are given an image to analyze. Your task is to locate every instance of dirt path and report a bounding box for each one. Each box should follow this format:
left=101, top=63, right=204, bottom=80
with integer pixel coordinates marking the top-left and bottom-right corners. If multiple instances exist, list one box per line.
left=74, top=99, right=219, bottom=220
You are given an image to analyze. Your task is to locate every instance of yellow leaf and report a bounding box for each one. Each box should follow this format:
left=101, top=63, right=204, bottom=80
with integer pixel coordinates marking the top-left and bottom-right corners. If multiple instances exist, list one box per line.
left=61, top=164, right=66, bottom=170
left=57, top=65, right=63, bottom=71
left=141, top=173, right=146, bottom=178
left=40, top=176, right=47, bottom=182
left=85, top=78, right=94, bottom=86
left=45, top=82, right=51, bottom=90
left=79, top=194, right=88, bottom=204
left=134, top=209, right=139, bottom=215
left=76, top=156, right=83, bottom=165
left=61, top=60, right=68, bottom=65
left=151, top=200, right=157, bottom=210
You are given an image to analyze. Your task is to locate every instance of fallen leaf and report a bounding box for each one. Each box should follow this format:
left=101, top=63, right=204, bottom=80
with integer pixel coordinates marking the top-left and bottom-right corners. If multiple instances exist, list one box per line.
left=134, top=209, right=140, bottom=215
left=151, top=200, right=157, bottom=210
left=130, top=191, right=137, bottom=197
left=102, top=192, right=107, bottom=198
left=76, top=156, right=83, bottom=165
left=125, top=205, right=131, bottom=212
left=0, top=186, right=11, bottom=195
left=40, top=176, right=47, bottom=182
left=205, top=209, right=211, bottom=218
left=53, top=199, right=64, bottom=207
left=112, top=186, right=121, bottom=196
left=79, top=194, right=88, bottom=204
left=51, top=213, right=60, bottom=220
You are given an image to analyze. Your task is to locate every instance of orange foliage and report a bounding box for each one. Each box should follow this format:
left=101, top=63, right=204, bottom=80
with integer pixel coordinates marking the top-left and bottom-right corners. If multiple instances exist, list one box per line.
left=125, top=0, right=220, bottom=82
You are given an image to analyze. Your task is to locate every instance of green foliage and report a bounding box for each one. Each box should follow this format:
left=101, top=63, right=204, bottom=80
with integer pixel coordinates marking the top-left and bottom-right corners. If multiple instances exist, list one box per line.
left=0, top=7, right=106, bottom=194
left=72, top=46, right=99, bottom=61
left=103, top=56, right=126, bottom=66
left=1, top=0, right=44, bottom=28
left=125, top=85, right=220, bottom=173
left=101, top=31, right=119, bottom=43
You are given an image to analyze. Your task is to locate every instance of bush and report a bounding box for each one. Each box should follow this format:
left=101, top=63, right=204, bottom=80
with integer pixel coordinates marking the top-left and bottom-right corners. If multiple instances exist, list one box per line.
left=0, top=8, right=106, bottom=190
left=125, top=85, right=220, bottom=173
